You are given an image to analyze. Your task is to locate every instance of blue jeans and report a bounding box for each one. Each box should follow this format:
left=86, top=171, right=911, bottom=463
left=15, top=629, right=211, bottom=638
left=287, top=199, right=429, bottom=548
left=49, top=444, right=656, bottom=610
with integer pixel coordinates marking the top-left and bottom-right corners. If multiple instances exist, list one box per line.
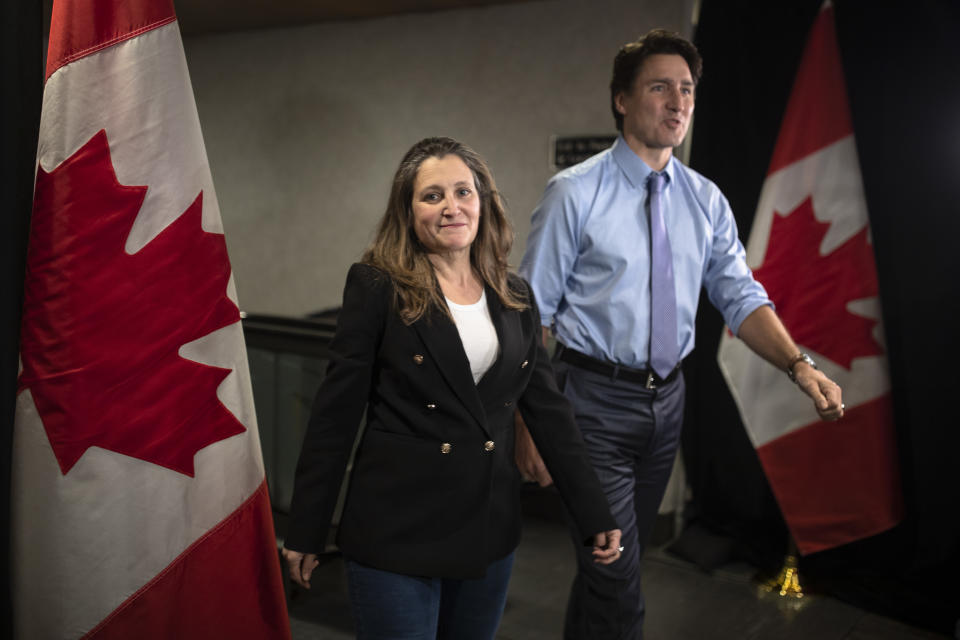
left=344, top=551, right=515, bottom=640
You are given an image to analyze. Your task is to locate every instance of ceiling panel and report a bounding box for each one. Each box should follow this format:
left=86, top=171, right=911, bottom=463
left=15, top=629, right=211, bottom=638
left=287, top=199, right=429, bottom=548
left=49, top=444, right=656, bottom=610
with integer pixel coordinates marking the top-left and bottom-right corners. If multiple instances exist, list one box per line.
left=174, top=0, right=538, bottom=35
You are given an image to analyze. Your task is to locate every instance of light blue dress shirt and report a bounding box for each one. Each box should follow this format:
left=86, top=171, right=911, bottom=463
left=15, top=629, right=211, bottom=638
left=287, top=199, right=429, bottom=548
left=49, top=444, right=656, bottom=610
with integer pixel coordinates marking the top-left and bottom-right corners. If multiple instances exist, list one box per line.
left=519, top=136, right=771, bottom=370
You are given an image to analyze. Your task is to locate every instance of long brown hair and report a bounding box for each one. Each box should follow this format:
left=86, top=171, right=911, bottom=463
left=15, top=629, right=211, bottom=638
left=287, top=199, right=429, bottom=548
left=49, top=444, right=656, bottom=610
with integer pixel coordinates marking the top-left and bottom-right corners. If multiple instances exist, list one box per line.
left=362, top=137, right=527, bottom=324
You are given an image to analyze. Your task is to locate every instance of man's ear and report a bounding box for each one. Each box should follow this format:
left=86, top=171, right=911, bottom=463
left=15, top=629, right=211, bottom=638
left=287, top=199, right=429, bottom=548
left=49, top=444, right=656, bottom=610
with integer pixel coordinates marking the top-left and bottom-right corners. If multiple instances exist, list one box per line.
left=614, top=92, right=627, bottom=115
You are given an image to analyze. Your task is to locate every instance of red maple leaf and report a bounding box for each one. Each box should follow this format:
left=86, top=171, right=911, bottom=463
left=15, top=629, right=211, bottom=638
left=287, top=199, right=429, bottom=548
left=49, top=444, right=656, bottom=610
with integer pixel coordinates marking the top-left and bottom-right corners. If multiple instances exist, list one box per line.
left=753, top=196, right=883, bottom=369
left=18, top=129, right=245, bottom=476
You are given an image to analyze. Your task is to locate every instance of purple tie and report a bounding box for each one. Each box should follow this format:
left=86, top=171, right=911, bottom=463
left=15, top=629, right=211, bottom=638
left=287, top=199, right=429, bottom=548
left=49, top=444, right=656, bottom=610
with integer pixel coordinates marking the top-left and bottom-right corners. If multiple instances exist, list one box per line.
left=648, top=172, right=678, bottom=379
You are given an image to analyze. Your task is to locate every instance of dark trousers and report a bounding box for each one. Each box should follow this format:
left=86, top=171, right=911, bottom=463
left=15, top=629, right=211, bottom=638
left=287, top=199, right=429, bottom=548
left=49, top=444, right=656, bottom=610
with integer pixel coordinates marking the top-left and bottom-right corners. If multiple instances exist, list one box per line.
left=344, top=551, right=514, bottom=640
left=554, top=357, right=685, bottom=640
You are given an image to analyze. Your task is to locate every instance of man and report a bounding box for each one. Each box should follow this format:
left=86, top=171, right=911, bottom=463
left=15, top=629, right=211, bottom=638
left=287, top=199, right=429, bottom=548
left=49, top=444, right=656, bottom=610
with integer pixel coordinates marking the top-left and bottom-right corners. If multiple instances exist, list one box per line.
left=516, top=29, right=844, bottom=639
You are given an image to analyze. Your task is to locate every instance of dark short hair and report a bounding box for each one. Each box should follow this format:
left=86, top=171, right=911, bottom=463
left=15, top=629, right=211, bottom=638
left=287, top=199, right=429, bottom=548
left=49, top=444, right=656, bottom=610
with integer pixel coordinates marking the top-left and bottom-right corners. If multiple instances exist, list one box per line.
left=610, top=29, right=703, bottom=132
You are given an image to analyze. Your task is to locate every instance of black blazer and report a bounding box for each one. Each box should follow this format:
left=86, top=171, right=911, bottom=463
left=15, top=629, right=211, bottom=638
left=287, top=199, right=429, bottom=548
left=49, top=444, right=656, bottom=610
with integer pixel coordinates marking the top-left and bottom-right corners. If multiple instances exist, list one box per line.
left=285, top=263, right=615, bottom=579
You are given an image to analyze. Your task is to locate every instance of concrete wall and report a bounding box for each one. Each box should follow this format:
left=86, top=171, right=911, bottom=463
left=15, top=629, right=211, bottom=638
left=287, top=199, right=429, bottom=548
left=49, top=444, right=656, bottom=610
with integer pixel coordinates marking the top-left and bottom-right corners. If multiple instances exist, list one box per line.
left=184, top=0, right=694, bottom=315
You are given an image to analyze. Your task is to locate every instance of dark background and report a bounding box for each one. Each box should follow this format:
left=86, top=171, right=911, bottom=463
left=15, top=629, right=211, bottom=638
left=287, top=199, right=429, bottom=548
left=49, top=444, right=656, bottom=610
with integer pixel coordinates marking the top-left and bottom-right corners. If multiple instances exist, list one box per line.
left=1, top=0, right=44, bottom=636
left=3, top=0, right=959, bottom=636
left=684, top=0, right=960, bottom=633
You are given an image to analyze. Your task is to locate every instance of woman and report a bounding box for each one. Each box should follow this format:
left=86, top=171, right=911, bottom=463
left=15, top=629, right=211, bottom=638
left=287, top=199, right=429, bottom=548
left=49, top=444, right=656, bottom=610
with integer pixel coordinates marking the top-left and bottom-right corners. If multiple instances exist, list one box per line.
left=282, top=137, right=621, bottom=639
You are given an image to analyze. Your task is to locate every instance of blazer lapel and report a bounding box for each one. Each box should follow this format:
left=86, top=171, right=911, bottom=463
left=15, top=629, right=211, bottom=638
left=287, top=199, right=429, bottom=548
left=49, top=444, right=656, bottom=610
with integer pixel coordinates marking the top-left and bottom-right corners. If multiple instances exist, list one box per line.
left=411, top=308, right=490, bottom=436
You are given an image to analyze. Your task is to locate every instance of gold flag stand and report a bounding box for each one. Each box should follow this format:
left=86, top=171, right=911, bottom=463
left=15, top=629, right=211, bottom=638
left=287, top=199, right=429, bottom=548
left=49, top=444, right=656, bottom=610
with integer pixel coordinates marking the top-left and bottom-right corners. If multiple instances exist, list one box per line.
left=761, top=537, right=804, bottom=597
left=756, top=537, right=810, bottom=616
left=761, top=551, right=803, bottom=598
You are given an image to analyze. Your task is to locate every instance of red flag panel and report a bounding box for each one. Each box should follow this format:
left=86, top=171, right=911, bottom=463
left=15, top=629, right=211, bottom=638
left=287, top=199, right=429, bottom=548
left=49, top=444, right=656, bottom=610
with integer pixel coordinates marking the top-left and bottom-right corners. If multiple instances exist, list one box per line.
left=46, top=0, right=176, bottom=79
left=85, top=482, right=290, bottom=639
left=756, top=395, right=903, bottom=555
left=766, top=3, right=853, bottom=176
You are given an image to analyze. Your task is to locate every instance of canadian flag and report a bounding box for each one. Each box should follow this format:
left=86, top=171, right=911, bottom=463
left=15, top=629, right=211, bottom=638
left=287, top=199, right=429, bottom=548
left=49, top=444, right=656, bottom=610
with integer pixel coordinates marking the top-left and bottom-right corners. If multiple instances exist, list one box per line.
left=13, top=1, right=290, bottom=637
left=717, top=1, right=903, bottom=556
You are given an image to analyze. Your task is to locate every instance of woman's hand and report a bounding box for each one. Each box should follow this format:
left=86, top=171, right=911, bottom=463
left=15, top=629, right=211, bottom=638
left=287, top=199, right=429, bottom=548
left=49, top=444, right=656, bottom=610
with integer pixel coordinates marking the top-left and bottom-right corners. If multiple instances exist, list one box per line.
left=282, top=547, right=320, bottom=589
left=514, top=412, right=554, bottom=487
left=591, top=529, right=623, bottom=565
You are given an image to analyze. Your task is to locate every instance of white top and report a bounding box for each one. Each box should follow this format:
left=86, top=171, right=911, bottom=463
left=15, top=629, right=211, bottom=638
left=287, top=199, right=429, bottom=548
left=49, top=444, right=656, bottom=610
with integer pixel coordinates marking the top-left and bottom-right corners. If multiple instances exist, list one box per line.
left=446, top=290, right=500, bottom=384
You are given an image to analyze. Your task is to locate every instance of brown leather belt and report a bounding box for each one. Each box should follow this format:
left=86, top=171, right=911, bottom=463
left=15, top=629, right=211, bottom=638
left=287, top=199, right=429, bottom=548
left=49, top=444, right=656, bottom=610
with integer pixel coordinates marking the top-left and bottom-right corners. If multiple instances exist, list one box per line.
left=556, top=343, right=681, bottom=389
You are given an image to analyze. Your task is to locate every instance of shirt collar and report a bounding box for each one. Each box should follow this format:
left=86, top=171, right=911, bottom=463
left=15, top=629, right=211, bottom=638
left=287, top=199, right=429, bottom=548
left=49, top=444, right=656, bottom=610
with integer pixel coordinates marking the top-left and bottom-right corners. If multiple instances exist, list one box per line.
left=611, top=135, right=676, bottom=190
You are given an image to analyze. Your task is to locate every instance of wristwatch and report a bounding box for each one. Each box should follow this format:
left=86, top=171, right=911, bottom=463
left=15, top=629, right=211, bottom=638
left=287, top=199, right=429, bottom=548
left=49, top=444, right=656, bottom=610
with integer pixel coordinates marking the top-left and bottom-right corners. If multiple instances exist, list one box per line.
left=786, top=352, right=817, bottom=383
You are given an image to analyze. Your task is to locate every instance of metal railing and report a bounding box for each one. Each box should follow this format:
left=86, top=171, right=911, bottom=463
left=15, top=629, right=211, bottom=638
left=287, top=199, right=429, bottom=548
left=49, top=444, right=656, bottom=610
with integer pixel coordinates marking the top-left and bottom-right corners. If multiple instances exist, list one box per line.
left=242, top=313, right=337, bottom=522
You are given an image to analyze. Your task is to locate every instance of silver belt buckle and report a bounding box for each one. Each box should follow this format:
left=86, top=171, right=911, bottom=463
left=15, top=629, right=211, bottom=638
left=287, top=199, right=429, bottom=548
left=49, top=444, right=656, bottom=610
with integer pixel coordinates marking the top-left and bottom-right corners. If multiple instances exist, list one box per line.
left=645, top=372, right=657, bottom=389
